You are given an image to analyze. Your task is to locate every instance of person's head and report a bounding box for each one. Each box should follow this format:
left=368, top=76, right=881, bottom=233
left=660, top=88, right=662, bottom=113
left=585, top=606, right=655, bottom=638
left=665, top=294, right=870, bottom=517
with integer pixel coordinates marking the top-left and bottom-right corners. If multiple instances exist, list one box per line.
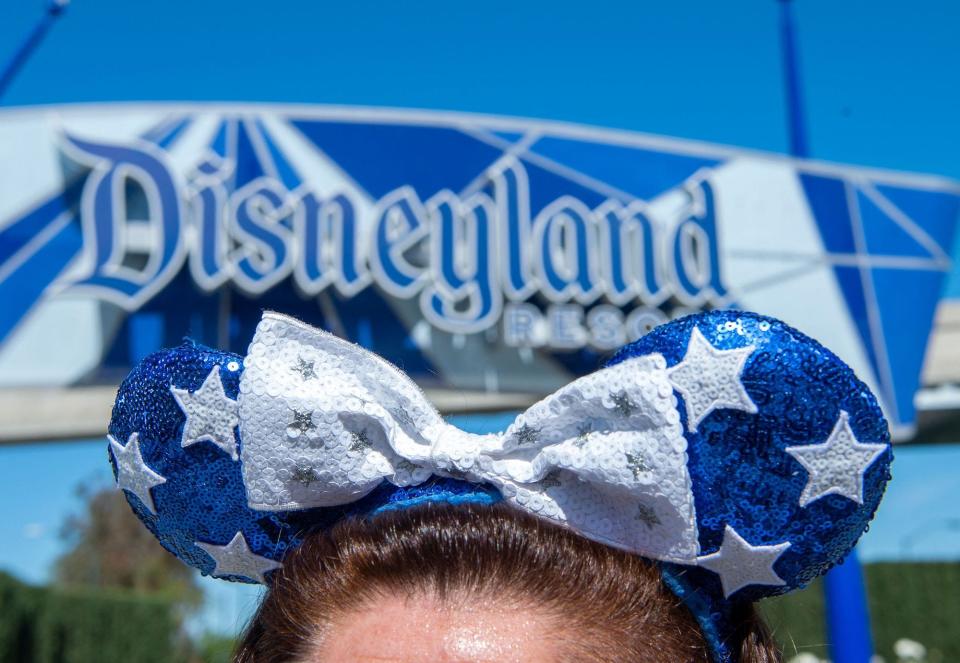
left=235, top=503, right=781, bottom=663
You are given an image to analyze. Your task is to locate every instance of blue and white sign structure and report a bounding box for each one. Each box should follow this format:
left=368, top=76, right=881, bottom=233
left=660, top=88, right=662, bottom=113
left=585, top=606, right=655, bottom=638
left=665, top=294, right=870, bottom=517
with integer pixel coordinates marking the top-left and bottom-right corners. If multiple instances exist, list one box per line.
left=0, top=104, right=957, bottom=437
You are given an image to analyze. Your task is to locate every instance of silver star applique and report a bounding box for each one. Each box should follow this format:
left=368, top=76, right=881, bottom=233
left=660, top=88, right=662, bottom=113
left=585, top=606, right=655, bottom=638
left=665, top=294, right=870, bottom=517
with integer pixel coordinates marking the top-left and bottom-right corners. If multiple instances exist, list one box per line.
left=393, top=408, right=415, bottom=431
left=611, top=391, right=636, bottom=417
left=635, top=503, right=661, bottom=530
left=291, top=465, right=319, bottom=487
left=574, top=424, right=591, bottom=447
left=625, top=452, right=650, bottom=480
left=785, top=410, right=887, bottom=507
left=696, top=525, right=791, bottom=598
left=443, top=467, right=470, bottom=481
left=514, top=424, right=539, bottom=446
left=349, top=429, right=372, bottom=452
left=540, top=471, right=562, bottom=489
left=109, top=432, right=166, bottom=515
left=287, top=410, right=316, bottom=435
left=195, top=532, right=282, bottom=584
left=395, top=460, right=420, bottom=474
left=667, top=327, right=757, bottom=432
left=170, top=365, right=240, bottom=460
left=292, top=356, right=317, bottom=381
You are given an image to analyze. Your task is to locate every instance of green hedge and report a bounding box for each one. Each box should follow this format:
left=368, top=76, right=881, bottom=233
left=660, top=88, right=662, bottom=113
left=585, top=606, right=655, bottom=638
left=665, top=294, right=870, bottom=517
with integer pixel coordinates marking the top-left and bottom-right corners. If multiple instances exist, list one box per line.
left=761, top=579, right=829, bottom=660
left=196, top=635, right=236, bottom=663
left=0, top=572, right=183, bottom=663
left=868, top=563, right=960, bottom=663
left=762, top=562, right=960, bottom=662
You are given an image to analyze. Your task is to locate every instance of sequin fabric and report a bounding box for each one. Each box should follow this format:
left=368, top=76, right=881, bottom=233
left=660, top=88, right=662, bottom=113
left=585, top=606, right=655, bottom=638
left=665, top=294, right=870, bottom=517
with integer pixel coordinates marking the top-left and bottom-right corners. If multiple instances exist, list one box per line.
left=609, top=310, right=893, bottom=662
left=108, top=309, right=893, bottom=663
left=239, top=312, right=699, bottom=563
left=107, top=339, right=499, bottom=584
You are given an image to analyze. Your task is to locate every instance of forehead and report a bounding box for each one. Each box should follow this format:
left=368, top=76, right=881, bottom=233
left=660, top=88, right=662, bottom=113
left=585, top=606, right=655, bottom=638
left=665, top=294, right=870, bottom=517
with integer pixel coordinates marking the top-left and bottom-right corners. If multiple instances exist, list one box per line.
left=311, top=593, right=559, bottom=663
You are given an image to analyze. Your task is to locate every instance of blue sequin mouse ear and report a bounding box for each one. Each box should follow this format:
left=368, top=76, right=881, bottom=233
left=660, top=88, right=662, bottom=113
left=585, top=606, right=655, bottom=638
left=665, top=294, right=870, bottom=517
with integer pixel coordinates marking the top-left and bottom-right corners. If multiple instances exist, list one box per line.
left=107, top=310, right=891, bottom=663
left=606, top=310, right=892, bottom=660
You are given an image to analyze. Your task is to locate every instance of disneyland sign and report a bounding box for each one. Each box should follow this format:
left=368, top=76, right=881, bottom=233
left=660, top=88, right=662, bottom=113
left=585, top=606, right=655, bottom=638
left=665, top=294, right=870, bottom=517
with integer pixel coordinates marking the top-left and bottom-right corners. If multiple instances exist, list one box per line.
left=1, top=105, right=956, bottom=431
left=62, top=133, right=725, bottom=349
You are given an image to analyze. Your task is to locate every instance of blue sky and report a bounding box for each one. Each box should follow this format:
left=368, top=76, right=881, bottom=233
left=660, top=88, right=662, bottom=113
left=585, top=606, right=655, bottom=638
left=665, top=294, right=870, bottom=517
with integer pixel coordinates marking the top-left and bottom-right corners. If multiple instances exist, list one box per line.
left=2, top=0, right=958, bottom=181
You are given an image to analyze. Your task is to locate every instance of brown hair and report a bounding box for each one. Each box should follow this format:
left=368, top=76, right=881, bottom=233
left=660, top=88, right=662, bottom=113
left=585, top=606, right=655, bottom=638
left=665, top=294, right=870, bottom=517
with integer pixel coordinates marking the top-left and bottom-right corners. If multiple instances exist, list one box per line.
left=234, top=503, right=781, bottom=663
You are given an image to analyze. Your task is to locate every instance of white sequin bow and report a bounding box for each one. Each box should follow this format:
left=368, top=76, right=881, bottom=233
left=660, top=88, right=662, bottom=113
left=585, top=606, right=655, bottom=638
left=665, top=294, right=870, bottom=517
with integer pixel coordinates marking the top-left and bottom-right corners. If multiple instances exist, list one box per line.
left=238, top=312, right=700, bottom=563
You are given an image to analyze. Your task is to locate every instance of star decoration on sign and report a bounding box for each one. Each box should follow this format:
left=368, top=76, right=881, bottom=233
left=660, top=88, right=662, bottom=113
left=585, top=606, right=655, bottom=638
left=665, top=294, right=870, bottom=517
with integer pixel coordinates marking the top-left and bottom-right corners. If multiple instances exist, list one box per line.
left=635, top=503, right=661, bottom=529
left=195, top=532, right=282, bottom=584
left=625, top=452, right=650, bottom=480
left=170, top=365, right=240, bottom=460
left=667, top=327, right=757, bottom=432
left=514, top=424, right=539, bottom=446
left=288, top=410, right=316, bottom=435
left=785, top=410, right=887, bottom=507
left=696, top=525, right=791, bottom=598
left=292, top=465, right=319, bottom=487
left=611, top=391, right=636, bottom=417
left=109, top=433, right=166, bottom=515
left=349, top=429, right=372, bottom=452
left=292, top=356, right=317, bottom=381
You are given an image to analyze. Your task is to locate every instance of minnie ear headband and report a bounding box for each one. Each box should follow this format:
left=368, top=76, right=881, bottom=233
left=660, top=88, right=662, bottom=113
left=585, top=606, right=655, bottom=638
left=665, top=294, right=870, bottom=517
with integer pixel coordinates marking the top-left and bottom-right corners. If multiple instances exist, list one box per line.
left=108, top=309, right=892, bottom=663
